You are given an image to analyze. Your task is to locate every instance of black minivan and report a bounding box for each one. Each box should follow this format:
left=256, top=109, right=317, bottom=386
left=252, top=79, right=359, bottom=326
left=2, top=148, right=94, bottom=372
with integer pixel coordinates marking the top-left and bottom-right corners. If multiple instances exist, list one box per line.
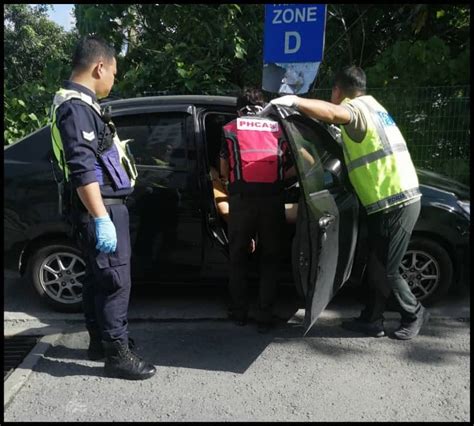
left=4, top=96, right=470, bottom=332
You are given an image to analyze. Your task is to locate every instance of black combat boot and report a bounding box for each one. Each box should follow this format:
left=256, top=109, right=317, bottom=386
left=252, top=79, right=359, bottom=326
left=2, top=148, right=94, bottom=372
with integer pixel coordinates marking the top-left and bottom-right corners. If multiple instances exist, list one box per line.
left=103, top=340, right=156, bottom=380
left=87, top=331, right=135, bottom=361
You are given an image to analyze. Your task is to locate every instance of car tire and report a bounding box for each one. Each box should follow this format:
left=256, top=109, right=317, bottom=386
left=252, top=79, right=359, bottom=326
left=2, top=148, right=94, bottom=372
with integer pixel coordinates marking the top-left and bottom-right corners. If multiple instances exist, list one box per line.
left=27, top=240, right=85, bottom=312
left=400, top=237, right=453, bottom=306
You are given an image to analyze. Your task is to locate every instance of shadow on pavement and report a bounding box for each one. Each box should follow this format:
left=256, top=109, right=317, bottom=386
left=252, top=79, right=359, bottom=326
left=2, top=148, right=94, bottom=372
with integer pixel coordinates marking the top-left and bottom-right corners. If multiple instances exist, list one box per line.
left=28, top=314, right=469, bottom=378
left=5, top=268, right=470, bottom=378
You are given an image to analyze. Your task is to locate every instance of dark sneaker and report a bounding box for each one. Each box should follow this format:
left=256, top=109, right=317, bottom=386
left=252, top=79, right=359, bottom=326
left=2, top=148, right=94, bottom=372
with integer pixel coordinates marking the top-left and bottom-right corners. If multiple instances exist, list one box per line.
left=87, top=336, right=135, bottom=361
left=104, top=341, right=156, bottom=380
left=341, top=317, right=385, bottom=337
left=394, top=306, right=430, bottom=340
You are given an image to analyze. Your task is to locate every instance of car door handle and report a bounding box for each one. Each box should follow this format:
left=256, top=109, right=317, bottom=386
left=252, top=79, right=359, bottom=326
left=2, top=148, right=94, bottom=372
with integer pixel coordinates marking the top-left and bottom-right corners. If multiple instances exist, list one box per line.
left=319, top=214, right=336, bottom=229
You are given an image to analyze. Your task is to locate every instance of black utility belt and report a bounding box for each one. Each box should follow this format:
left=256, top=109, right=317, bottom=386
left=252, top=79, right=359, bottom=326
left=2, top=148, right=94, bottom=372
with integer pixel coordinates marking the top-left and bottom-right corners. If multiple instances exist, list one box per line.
left=102, top=197, right=127, bottom=205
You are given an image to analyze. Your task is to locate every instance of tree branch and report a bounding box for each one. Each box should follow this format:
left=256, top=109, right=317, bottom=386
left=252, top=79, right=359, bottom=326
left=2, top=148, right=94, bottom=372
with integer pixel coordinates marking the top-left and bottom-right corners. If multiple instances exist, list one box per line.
left=357, top=5, right=366, bottom=66
left=325, top=5, right=372, bottom=57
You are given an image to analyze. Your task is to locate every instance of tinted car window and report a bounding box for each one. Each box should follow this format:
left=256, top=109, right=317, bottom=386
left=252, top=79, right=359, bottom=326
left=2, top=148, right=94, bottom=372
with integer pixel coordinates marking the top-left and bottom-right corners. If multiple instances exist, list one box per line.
left=113, top=113, right=188, bottom=170
left=323, top=170, right=335, bottom=187
left=283, top=117, right=332, bottom=194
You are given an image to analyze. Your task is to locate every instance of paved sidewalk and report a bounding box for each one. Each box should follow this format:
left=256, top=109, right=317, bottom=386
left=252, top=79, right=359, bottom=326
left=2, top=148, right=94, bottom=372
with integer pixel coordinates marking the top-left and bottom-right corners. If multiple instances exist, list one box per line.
left=4, top=318, right=470, bottom=422
left=4, top=270, right=470, bottom=422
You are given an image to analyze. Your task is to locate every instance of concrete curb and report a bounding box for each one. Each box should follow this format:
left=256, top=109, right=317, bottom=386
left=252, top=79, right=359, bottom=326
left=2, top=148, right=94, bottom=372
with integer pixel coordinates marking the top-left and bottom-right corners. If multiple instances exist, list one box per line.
left=4, top=333, right=62, bottom=409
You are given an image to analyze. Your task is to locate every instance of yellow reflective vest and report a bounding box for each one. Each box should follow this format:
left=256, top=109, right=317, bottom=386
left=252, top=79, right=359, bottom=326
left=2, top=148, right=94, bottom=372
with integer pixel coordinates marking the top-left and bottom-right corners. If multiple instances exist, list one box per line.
left=50, top=88, right=138, bottom=186
left=340, top=95, right=421, bottom=215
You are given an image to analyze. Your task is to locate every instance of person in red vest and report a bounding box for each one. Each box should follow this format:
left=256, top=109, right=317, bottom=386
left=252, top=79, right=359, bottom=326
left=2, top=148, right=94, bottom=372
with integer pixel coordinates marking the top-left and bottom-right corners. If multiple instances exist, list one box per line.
left=220, top=88, right=293, bottom=333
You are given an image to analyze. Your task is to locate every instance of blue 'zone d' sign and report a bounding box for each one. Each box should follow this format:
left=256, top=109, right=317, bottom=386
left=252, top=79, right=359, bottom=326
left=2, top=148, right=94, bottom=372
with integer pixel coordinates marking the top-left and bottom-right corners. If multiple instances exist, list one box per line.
left=263, top=4, right=327, bottom=63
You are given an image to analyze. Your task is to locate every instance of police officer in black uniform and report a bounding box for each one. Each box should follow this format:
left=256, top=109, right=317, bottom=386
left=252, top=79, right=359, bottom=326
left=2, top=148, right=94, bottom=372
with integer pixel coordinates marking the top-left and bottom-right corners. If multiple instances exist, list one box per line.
left=50, top=36, right=155, bottom=380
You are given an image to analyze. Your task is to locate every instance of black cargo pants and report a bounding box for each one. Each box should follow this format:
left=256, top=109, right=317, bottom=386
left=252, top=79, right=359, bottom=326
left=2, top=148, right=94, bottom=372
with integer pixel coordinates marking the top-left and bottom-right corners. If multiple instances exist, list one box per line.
left=228, top=192, right=286, bottom=323
left=75, top=203, right=132, bottom=345
left=360, top=199, right=423, bottom=323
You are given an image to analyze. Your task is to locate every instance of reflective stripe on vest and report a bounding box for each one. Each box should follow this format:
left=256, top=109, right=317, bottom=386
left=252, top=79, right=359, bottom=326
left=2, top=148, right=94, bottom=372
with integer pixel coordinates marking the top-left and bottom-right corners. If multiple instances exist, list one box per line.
left=50, top=89, right=137, bottom=186
left=341, top=95, right=420, bottom=214
left=365, top=188, right=421, bottom=215
left=346, top=141, right=408, bottom=173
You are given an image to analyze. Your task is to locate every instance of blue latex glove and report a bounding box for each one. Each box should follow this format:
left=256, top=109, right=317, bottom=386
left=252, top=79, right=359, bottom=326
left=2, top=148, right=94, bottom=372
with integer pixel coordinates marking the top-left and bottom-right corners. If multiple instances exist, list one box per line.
left=94, top=215, right=117, bottom=253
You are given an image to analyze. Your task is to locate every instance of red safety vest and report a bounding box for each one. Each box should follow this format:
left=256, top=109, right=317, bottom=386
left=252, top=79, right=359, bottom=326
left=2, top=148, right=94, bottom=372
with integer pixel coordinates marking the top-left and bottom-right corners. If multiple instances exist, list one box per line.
left=223, top=116, right=287, bottom=194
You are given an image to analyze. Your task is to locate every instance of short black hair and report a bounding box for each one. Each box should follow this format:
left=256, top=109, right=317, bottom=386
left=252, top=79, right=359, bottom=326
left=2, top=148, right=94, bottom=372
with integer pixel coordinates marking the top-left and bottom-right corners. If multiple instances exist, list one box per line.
left=72, top=35, right=116, bottom=72
left=236, top=87, right=266, bottom=110
left=333, top=66, right=366, bottom=97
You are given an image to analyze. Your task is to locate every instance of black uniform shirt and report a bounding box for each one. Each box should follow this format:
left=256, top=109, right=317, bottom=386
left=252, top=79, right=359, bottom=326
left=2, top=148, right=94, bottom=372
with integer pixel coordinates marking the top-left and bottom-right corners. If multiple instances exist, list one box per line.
left=55, top=80, right=132, bottom=198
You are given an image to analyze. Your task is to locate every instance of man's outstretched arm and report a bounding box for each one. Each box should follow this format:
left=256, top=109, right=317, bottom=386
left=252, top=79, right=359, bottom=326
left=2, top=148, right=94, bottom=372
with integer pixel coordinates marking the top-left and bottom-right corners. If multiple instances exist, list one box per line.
left=271, top=95, right=351, bottom=125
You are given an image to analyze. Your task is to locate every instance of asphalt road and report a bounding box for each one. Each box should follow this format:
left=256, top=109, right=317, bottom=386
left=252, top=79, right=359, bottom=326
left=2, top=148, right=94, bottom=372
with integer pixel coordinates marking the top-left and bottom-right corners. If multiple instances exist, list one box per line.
left=3, top=269, right=471, bottom=422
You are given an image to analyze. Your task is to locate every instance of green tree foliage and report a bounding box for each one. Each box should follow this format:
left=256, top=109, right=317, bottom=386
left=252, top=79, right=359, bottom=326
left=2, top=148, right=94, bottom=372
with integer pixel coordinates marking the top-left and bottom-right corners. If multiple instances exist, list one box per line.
left=310, top=4, right=470, bottom=90
left=309, top=5, right=470, bottom=185
left=364, top=5, right=470, bottom=88
left=74, top=4, right=264, bottom=97
left=73, top=4, right=469, bottom=94
left=4, top=4, right=79, bottom=145
left=4, top=4, right=469, bottom=152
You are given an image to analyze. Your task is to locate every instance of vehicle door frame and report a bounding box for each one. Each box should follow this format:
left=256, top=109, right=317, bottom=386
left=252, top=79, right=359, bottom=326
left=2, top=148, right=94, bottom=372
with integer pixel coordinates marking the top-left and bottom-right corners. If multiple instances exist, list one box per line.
left=111, top=103, right=206, bottom=279
left=195, top=107, right=238, bottom=252
left=269, top=106, right=359, bottom=334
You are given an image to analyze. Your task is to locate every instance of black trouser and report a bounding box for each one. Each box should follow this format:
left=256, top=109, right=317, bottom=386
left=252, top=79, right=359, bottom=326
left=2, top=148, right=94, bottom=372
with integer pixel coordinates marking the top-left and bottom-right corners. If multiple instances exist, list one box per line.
left=75, top=203, right=132, bottom=345
left=228, top=193, right=286, bottom=323
left=360, top=200, right=422, bottom=323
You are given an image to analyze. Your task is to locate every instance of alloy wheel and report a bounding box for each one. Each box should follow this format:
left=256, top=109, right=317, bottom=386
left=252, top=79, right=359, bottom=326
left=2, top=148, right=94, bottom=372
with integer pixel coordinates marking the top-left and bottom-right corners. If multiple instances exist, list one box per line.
left=39, top=252, right=86, bottom=305
left=400, top=249, right=440, bottom=301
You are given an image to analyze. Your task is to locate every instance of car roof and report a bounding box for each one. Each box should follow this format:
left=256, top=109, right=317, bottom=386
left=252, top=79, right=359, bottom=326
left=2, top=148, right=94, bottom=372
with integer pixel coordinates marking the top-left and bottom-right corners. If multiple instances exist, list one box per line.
left=102, top=95, right=237, bottom=109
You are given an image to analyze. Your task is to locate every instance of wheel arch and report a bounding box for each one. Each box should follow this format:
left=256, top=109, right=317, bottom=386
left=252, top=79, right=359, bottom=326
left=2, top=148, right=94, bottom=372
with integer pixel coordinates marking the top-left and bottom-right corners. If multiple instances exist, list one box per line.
left=409, top=230, right=458, bottom=283
left=19, top=233, right=77, bottom=276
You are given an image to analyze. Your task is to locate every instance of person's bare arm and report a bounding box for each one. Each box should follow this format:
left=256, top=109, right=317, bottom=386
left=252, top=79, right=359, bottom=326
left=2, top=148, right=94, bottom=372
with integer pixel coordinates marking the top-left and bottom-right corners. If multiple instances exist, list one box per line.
left=296, top=98, right=351, bottom=125
left=76, top=182, right=107, bottom=218
left=271, top=95, right=351, bottom=125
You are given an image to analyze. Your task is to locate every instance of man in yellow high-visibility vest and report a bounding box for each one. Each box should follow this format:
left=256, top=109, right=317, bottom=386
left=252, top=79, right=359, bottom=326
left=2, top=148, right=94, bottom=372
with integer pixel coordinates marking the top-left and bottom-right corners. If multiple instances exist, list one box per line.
left=271, top=66, right=429, bottom=340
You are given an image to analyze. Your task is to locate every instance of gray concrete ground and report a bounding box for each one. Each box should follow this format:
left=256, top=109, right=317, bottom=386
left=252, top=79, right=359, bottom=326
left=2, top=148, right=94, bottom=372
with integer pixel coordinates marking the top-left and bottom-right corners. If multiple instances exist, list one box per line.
left=3, top=269, right=471, bottom=422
